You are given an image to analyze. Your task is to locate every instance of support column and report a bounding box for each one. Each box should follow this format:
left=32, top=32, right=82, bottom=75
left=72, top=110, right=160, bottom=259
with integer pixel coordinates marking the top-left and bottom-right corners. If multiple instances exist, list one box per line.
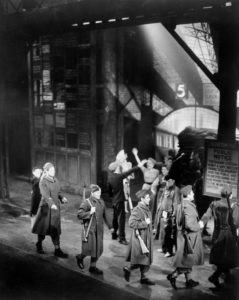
left=0, top=32, right=9, bottom=199
left=102, top=29, right=122, bottom=174
left=216, top=24, right=239, bottom=142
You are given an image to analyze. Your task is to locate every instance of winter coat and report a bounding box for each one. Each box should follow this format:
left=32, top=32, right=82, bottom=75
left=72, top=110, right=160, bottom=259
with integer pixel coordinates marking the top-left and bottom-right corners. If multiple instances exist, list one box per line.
left=77, top=196, right=111, bottom=259
left=32, top=176, right=63, bottom=236
left=173, top=200, right=204, bottom=269
left=30, top=177, right=42, bottom=216
left=126, top=202, right=153, bottom=266
left=201, top=198, right=238, bottom=268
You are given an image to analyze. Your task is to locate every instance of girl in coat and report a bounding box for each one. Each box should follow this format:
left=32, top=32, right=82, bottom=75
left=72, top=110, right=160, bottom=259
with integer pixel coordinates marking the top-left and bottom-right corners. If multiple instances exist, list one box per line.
left=123, top=189, right=155, bottom=285
left=32, top=162, right=68, bottom=258
left=76, top=184, right=112, bottom=275
left=167, top=185, right=204, bottom=289
left=199, top=184, right=238, bottom=288
left=30, top=167, right=42, bottom=230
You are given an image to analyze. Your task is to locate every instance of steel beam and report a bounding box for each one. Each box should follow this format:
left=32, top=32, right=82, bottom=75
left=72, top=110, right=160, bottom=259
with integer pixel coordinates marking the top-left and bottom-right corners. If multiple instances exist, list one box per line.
left=0, top=0, right=238, bottom=36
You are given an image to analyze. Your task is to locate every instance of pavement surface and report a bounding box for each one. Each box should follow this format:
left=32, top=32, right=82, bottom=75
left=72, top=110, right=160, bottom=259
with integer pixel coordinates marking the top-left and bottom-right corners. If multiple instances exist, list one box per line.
left=0, top=178, right=238, bottom=300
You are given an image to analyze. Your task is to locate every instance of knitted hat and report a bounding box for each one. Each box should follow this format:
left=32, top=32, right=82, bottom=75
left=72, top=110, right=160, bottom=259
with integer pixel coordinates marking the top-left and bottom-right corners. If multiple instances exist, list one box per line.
left=32, top=166, right=42, bottom=173
left=135, top=189, right=152, bottom=200
left=43, top=162, right=54, bottom=171
left=90, top=184, right=101, bottom=193
left=180, top=185, right=192, bottom=197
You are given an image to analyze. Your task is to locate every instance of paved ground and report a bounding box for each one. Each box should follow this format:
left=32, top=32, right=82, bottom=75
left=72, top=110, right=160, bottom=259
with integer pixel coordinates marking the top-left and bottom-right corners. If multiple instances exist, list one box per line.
left=0, top=178, right=238, bottom=300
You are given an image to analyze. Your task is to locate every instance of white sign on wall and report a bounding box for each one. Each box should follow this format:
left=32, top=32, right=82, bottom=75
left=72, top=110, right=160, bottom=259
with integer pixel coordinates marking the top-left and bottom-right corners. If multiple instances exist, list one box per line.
left=204, top=139, right=239, bottom=199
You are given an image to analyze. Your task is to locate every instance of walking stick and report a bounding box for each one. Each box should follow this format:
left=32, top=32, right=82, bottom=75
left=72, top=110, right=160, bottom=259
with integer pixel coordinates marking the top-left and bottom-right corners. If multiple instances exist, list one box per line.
left=83, top=198, right=94, bottom=243
left=128, top=196, right=133, bottom=212
left=135, top=229, right=149, bottom=255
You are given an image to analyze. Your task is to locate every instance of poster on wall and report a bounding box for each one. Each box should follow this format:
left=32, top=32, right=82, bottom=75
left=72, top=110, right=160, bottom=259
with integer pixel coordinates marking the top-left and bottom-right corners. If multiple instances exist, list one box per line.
left=203, top=139, right=239, bottom=199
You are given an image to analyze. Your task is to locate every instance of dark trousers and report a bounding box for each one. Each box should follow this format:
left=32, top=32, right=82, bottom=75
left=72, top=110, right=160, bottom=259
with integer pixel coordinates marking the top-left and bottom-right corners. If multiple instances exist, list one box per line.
left=130, top=264, right=150, bottom=278
left=158, top=216, right=176, bottom=253
left=76, top=254, right=98, bottom=267
left=112, top=202, right=126, bottom=240
left=38, top=233, right=60, bottom=246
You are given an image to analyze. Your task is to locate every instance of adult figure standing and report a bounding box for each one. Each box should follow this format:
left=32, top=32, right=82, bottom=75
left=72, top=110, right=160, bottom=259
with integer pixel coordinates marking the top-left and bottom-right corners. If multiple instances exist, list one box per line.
left=123, top=189, right=155, bottom=285
left=132, top=148, right=159, bottom=222
left=32, top=162, right=68, bottom=258
left=155, top=177, right=177, bottom=257
left=108, top=150, right=146, bottom=245
left=76, top=184, right=112, bottom=275
left=199, top=184, right=239, bottom=288
left=167, top=185, right=204, bottom=289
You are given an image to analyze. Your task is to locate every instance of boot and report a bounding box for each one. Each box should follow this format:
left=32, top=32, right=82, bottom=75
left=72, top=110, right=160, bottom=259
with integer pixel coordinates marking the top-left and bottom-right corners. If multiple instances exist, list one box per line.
left=185, top=279, right=199, bottom=288
left=140, top=277, right=155, bottom=285
left=167, top=274, right=177, bottom=289
left=54, top=248, right=68, bottom=258
left=36, top=241, right=45, bottom=254
left=123, top=266, right=131, bottom=282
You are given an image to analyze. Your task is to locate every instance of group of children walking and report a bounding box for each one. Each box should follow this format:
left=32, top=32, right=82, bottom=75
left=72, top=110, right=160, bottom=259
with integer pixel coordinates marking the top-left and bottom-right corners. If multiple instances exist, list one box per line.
left=30, top=150, right=239, bottom=291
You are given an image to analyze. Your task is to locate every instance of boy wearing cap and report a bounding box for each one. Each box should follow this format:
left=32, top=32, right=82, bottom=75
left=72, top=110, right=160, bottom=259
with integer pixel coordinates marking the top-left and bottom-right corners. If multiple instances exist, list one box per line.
left=123, top=189, right=155, bottom=285
left=76, top=184, right=112, bottom=275
left=199, top=184, right=238, bottom=288
left=167, top=185, right=204, bottom=289
left=32, top=162, right=68, bottom=258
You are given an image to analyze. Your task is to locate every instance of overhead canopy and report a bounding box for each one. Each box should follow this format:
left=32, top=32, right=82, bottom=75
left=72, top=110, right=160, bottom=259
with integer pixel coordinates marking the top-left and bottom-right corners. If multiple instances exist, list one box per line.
left=0, top=0, right=238, bottom=36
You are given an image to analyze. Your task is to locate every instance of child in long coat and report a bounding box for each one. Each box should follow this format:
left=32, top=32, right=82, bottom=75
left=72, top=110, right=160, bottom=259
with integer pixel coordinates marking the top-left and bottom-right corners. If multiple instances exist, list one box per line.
left=32, top=162, right=68, bottom=258
left=30, top=167, right=42, bottom=230
left=123, top=189, right=155, bottom=285
left=167, top=185, right=204, bottom=289
left=200, top=184, right=239, bottom=288
left=76, top=184, right=112, bottom=275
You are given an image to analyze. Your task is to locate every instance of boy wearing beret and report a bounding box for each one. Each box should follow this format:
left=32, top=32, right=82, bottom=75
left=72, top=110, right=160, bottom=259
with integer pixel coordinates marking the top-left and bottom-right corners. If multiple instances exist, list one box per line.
left=167, top=185, right=204, bottom=289
left=76, top=184, right=112, bottom=275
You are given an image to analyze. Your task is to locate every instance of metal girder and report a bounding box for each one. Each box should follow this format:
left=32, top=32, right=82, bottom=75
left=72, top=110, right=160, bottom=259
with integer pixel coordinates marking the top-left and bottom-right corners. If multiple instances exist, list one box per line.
left=0, top=0, right=238, bottom=36
left=165, top=25, right=220, bottom=89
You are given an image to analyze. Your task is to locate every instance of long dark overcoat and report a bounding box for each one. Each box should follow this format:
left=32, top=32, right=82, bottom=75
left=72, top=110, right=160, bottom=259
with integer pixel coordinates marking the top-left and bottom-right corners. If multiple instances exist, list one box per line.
left=201, top=198, right=238, bottom=268
left=32, top=176, right=63, bottom=236
left=173, top=200, right=204, bottom=268
left=126, top=202, right=153, bottom=266
left=30, top=177, right=42, bottom=216
left=77, top=196, right=111, bottom=259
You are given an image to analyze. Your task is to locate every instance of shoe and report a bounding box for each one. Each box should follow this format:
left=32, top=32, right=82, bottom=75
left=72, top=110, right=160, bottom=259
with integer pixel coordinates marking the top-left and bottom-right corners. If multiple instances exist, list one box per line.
left=164, top=252, right=171, bottom=257
left=157, top=248, right=163, bottom=253
left=76, top=255, right=84, bottom=269
left=119, top=239, right=129, bottom=245
left=185, top=279, right=199, bottom=288
left=36, top=242, right=45, bottom=254
left=54, top=248, right=68, bottom=258
left=112, top=232, right=118, bottom=240
left=167, top=274, right=177, bottom=289
left=208, top=275, right=220, bottom=287
left=89, top=266, right=103, bottom=275
left=140, top=278, right=155, bottom=285
left=123, top=266, right=131, bottom=282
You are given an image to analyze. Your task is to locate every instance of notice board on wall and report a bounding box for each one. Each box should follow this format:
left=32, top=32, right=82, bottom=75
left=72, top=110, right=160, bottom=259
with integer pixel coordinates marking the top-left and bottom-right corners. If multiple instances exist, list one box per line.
left=204, top=139, right=239, bottom=199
